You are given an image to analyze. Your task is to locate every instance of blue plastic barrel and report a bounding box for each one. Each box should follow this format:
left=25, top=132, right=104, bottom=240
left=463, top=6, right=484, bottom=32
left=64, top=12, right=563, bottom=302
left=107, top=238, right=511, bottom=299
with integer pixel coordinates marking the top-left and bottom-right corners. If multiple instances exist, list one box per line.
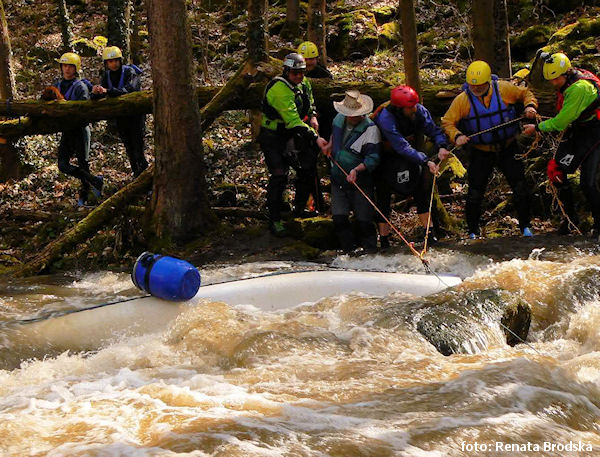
left=132, top=252, right=201, bottom=301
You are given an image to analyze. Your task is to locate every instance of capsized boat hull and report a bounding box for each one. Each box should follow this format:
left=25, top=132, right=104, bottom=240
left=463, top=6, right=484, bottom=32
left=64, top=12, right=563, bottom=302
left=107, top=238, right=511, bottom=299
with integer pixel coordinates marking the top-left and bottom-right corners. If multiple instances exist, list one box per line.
left=8, top=271, right=461, bottom=352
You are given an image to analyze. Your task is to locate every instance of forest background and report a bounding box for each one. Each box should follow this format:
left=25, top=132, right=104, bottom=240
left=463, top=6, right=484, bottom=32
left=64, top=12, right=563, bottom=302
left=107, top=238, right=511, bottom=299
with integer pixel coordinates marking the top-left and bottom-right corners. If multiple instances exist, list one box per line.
left=0, top=0, right=599, bottom=275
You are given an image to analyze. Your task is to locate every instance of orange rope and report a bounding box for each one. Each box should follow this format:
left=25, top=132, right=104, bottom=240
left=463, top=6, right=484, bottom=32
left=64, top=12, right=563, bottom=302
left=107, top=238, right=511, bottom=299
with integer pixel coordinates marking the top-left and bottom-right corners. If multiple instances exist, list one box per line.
left=330, top=157, right=430, bottom=271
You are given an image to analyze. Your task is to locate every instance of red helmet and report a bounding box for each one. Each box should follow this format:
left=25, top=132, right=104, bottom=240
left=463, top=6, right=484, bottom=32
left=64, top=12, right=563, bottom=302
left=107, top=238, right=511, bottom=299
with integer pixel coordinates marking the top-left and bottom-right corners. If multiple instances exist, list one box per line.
left=390, top=85, right=419, bottom=108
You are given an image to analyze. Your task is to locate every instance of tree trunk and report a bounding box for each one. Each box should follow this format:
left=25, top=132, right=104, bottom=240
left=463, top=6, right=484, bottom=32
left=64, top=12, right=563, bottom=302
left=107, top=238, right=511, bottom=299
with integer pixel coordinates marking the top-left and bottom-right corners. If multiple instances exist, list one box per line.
left=307, top=0, right=327, bottom=66
left=147, top=0, right=214, bottom=244
left=0, top=0, right=20, bottom=182
left=0, top=81, right=462, bottom=137
left=282, top=0, right=300, bottom=39
left=56, top=0, right=74, bottom=53
left=472, top=0, right=510, bottom=78
left=398, top=0, right=421, bottom=95
left=130, top=0, right=143, bottom=65
left=12, top=167, right=154, bottom=277
left=528, top=51, right=557, bottom=117
left=247, top=0, right=268, bottom=64
left=108, top=0, right=131, bottom=62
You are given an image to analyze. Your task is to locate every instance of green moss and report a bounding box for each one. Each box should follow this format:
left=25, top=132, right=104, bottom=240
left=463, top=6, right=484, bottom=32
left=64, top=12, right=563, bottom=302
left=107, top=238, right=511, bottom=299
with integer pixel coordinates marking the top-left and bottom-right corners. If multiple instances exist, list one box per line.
left=373, top=6, right=396, bottom=24
left=511, top=25, right=555, bottom=61
left=286, top=216, right=336, bottom=249
left=328, top=10, right=379, bottom=59
left=549, top=22, right=578, bottom=43
left=73, top=38, right=98, bottom=57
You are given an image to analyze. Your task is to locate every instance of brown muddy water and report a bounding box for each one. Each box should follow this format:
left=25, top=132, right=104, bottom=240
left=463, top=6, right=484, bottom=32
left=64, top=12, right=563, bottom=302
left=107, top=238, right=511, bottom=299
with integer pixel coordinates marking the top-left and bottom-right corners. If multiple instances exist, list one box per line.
left=0, top=241, right=599, bottom=456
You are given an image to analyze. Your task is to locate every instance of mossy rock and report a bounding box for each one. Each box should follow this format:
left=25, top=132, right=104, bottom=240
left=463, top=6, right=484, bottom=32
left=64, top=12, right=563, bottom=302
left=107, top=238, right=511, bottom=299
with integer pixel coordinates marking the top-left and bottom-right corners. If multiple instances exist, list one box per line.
left=286, top=216, right=336, bottom=249
left=327, top=10, right=379, bottom=60
left=373, top=6, right=397, bottom=24
left=379, top=22, right=400, bottom=49
left=73, top=38, right=98, bottom=57
left=28, top=46, right=61, bottom=61
left=279, top=241, right=321, bottom=259
left=511, top=25, right=555, bottom=61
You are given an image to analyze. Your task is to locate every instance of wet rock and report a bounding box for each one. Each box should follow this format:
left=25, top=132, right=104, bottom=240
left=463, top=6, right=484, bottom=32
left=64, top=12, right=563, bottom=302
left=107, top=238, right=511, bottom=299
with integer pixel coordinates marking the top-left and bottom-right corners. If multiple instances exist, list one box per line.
left=415, top=289, right=531, bottom=356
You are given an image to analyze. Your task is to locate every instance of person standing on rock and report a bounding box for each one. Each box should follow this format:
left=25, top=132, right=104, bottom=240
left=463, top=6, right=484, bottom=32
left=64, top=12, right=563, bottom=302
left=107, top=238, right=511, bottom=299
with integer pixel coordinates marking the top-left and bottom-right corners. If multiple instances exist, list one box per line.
left=258, top=53, right=327, bottom=236
left=91, top=46, right=148, bottom=178
left=320, top=90, right=381, bottom=253
left=48, top=52, right=103, bottom=207
left=442, top=60, right=538, bottom=239
left=523, top=52, right=600, bottom=239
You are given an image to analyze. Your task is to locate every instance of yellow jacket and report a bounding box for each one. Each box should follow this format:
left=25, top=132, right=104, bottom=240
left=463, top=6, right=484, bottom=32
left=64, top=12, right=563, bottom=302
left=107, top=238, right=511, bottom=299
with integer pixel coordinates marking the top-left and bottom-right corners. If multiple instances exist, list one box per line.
left=441, top=80, right=537, bottom=151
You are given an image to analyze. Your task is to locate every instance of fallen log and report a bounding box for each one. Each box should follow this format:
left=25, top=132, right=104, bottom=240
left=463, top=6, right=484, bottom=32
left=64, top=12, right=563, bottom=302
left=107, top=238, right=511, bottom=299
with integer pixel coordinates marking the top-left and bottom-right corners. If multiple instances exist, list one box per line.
left=0, top=81, right=462, bottom=137
left=11, top=166, right=154, bottom=277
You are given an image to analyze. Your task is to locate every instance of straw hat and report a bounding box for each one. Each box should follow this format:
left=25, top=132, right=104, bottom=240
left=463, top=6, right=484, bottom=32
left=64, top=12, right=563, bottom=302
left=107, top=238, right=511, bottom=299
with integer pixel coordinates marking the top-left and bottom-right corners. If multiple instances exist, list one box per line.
left=333, top=90, right=373, bottom=116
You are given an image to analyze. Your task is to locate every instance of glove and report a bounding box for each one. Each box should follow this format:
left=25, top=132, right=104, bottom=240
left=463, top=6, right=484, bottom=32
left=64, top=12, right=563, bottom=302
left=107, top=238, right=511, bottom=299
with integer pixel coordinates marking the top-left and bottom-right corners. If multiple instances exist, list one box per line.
left=291, top=125, right=318, bottom=144
left=547, top=158, right=566, bottom=184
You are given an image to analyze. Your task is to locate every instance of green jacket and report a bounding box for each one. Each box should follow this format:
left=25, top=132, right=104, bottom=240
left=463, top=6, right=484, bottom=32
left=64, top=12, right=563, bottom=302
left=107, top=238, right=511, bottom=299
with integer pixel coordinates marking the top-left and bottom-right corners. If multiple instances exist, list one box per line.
left=539, top=79, right=598, bottom=132
left=261, top=76, right=316, bottom=133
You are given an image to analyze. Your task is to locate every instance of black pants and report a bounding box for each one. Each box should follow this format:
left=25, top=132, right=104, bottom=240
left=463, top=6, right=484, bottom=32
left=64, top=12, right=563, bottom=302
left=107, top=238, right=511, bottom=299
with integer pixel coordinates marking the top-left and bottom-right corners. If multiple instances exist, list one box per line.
left=466, top=141, right=530, bottom=235
left=558, top=121, right=600, bottom=229
left=116, top=115, right=148, bottom=177
left=374, top=166, right=432, bottom=222
left=258, top=128, right=321, bottom=221
left=57, top=126, right=101, bottom=198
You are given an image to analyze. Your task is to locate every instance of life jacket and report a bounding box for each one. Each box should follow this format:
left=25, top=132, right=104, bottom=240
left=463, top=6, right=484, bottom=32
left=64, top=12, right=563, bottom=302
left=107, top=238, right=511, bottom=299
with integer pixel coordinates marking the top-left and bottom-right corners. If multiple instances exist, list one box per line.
left=262, top=76, right=311, bottom=126
left=556, top=69, right=600, bottom=122
left=459, top=75, right=518, bottom=145
left=106, top=64, right=143, bottom=90
left=56, top=78, right=93, bottom=101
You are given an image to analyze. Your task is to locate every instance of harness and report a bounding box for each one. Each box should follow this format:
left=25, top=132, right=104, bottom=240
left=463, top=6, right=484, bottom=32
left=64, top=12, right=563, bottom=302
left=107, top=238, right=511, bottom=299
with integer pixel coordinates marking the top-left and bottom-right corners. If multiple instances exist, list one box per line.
left=459, top=76, right=518, bottom=145
left=557, top=69, right=600, bottom=123
left=262, top=76, right=311, bottom=131
left=106, top=64, right=143, bottom=90
left=58, top=79, right=91, bottom=101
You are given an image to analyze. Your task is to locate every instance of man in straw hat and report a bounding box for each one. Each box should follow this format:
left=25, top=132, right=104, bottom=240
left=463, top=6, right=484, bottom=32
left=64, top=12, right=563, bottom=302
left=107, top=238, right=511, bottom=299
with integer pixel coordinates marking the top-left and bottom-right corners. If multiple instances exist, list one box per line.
left=320, top=90, right=381, bottom=253
left=372, top=85, right=449, bottom=248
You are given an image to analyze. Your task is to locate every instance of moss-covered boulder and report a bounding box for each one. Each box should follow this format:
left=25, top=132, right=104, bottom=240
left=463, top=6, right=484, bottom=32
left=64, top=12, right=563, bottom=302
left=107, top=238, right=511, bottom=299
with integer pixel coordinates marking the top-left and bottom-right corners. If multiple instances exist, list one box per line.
left=373, top=6, right=397, bottom=24
left=378, top=22, right=400, bottom=50
left=511, top=25, right=555, bottom=61
left=327, top=10, right=379, bottom=60
left=72, top=38, right=98, bottom=58
left=285, top=216, right=336, bottom=250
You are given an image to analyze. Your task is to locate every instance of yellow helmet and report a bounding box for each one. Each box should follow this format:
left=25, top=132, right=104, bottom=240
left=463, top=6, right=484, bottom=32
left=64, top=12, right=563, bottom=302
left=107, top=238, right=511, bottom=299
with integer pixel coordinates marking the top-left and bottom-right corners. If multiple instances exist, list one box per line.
left=297, top=41, right=319, bottom=59
left=57, top=52, right=81, bottom=73
left=466, top=60, right=492, bottom=85
left=513, top=68, right=530, bottom=79
left=102, top=46, right=123, bottom=61
left=543, top=52, right=571, bottom=80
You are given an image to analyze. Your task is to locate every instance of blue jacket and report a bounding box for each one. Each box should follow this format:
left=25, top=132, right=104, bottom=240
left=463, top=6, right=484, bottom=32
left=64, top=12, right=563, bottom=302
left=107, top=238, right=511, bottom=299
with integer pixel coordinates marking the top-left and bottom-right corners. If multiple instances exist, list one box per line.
left=374, top=104, right=448, bottom=165
left=330, top=113, right=381, bottom=187
left=53, top=78, right=90, bottom=101
left=91, top=65, right=142, bottom=99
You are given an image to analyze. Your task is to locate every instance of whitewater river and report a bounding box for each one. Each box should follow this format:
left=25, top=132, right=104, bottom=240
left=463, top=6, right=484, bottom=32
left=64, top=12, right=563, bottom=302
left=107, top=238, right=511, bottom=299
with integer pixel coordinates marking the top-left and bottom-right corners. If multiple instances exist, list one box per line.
left=0, top=242, right=599, bottom=456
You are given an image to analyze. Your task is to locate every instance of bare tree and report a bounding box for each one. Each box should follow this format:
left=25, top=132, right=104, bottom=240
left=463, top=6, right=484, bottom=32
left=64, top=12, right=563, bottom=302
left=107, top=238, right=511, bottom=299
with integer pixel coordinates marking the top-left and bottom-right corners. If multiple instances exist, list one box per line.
left=307, top=0, right=327, bottom=66
left=108, top=0, right=131, bottom=61
left=282, top=0, right=300, bottom=39
left=399, top=0, right=421, bottom=95
left=130, top=0, right=143, bottom=65
left=56, top=0, right=74, bottom=52
left=146, top=0, right=214, bottom=243
left=472, top=0, right=511, bottom=77
left=0, top=0, right=20, bottom=182
left=247, top=0, right=268, bottom=63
